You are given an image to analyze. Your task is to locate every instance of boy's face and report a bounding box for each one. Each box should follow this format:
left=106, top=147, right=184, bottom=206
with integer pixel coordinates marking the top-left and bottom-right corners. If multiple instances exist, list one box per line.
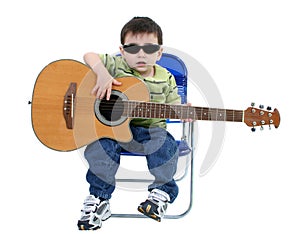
left=119, top=32, right=163, bottom=77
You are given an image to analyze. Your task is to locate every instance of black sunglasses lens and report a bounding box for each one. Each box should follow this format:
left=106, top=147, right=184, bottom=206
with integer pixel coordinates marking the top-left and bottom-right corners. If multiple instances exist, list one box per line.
left=123, top=45, right=140, bottom=54
left=123, top=44, right=160, bottom=54
left=143, top=44, right=160, bottom=54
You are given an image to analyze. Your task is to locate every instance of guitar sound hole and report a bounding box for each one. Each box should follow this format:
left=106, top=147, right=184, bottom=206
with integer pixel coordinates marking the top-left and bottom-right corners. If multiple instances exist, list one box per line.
left=94, top=91, right=128, bottom=127
left=99, top=94, right=123, bottom=121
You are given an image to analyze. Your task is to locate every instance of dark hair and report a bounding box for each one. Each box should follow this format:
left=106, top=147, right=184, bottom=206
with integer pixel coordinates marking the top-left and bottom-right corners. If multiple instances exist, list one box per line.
left=120, top=17, right=163, bottom=45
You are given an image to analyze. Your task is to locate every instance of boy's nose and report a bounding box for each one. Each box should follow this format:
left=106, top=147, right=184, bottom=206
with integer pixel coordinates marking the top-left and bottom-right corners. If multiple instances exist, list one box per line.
left=137, top=48, right=146, bottom=56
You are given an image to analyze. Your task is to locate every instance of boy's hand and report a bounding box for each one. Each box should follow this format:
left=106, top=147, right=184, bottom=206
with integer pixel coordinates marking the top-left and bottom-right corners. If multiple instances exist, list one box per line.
left=91, top=61, right=122, bottom=100
left=91, top=76, right=122, bottom=100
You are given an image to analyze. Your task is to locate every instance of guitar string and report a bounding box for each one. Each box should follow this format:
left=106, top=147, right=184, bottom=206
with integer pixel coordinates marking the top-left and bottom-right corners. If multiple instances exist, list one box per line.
left=74, top=107, right=243, bottom=120
left=73, top=99, right=243, bottom=114
left=74, top=102, right=244, bottom=115
left=73, top=99, right=243, bottom=121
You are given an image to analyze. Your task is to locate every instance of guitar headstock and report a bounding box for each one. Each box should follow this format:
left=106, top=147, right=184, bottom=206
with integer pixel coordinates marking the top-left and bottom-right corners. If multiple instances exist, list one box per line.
left=244, top=104, right=280, bottom=131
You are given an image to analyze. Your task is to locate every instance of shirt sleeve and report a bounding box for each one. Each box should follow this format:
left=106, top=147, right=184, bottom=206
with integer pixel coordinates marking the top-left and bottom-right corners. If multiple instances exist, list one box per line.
left=99, top=54, right=119, bottom=77
left=99, top=54, right=135, bottom=78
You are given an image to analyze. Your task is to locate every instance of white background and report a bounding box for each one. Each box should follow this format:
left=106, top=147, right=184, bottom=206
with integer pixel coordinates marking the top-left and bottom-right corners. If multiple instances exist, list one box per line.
left=1, top=0, right=299, bottom=233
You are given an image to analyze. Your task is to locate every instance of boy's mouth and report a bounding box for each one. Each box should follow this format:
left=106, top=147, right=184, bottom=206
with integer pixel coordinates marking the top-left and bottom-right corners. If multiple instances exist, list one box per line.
left=136, top=61, right=147, bottom=66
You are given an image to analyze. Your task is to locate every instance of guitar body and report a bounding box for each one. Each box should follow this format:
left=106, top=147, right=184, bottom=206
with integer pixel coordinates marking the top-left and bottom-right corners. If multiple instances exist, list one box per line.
left=31, top=59, right=149, bottom=151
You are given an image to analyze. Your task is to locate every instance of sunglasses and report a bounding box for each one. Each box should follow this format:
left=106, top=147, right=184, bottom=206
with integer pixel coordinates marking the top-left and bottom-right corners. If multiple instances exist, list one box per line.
left=122, top=44, right=161, bottom=54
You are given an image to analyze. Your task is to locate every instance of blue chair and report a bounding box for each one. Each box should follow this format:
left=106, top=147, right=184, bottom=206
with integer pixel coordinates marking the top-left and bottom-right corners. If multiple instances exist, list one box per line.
left=112, top=53, right=195, bottom=219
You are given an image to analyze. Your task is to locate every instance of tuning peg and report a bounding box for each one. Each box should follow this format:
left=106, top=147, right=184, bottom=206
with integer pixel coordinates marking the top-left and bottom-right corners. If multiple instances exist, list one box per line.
left=267, top=106, right=272, bottom=111
left=259, top=104, right=264, bottom=109
left=251, top=102, right=256, bottom=113
left=251, top=127, right=256, bottom=132
left=260, top=126, right=264, bottom=131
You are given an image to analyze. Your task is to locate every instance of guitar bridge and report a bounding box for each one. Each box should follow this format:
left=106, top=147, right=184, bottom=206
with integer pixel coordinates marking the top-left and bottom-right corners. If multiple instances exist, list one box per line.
left=63, top=82, right=77, bottom=129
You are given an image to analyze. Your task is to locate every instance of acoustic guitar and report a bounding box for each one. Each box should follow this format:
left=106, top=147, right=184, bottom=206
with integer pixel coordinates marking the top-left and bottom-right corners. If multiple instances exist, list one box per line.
left=30, top=59, right=280, bottom=151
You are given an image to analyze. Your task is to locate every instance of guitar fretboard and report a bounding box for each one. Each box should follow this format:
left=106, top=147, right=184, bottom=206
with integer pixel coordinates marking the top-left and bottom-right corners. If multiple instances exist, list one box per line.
left=123, top=101, right=244, bottom=122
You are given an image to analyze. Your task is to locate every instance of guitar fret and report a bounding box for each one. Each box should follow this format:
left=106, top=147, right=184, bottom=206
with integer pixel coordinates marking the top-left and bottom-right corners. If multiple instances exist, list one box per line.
left=174, top=106, right=178, bottom=119
left=188, top=106, right=195, bottom=120
left=199, top=107, right=203, bottom=120
left=209, top=108, right=213, bottom=120
left=133, top=101, right=136, bottom=117
left=192, top=107, right=196, bottom=120
left=180, top=106, right=183, bottom=119
left=137, top=103, right=143, bottom=116
left=160, top=104, right=166, bottom=118
left=170, top=105, right=176, bottom=119
left=168, top=105, right=173, bottom=118
left=212, top=108, right=217, bottom=121
left=124, top=102, right=128, bottom=116
left=146, top=103, right=149, bottom=117
left=209, top=109, right=212, bottom=120
left=146, top=102, right=150, bottom=118
left=228, top=109, right=234, bottom=122
left=152, top=103, right=155, bottom=118
left=176, top=106, right=181, bottom=119
left=217, top=109, right=226, bottom=121
left=128, top=101, right=132, bottom=117
left=139, top=103, right=145, bottom=117
left=130, top=101, right=133, bottom=117
left=202, top=108, right=209, bottom=120
left=150, top=103, right=154, bottom=118
left=226, top=109, right=230, bottom=121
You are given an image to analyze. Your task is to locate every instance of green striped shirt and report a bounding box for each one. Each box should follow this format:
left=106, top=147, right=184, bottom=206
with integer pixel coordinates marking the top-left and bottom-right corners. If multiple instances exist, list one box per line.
left=99, top=54, right=181, bottom=128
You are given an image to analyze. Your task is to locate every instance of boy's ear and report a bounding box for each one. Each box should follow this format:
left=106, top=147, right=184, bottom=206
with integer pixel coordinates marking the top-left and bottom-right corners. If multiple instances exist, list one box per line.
left=119, top=46, right=125, bottom=56
left=156, top=46, right=163, bottom=61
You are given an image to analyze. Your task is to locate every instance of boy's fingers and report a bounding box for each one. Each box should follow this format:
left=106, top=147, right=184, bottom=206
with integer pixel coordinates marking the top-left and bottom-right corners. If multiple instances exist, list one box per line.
left=112, top=79, right=122, bottom=85
left=106, top=88, right=111, bottom=100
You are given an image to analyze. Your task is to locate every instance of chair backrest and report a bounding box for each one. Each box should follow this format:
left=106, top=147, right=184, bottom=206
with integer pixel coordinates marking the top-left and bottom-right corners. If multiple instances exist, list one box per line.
left=156, top=53, right=188, bottom=104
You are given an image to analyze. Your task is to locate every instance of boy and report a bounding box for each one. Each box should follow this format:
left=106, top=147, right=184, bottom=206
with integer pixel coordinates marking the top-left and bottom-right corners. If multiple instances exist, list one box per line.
left=78, top=17, right=181, bottom=230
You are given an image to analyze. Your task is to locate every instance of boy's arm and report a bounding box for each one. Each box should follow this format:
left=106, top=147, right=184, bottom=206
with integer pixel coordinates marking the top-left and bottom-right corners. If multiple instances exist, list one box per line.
left=83, top=52, right=121, bottom=100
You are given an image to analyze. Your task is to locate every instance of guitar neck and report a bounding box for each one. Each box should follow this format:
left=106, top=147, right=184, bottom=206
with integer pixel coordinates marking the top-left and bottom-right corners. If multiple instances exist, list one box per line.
left=123, top=101, right=244, bottom=122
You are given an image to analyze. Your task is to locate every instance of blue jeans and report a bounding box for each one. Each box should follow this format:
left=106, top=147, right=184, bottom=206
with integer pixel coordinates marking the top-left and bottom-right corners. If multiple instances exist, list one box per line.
left=84, top=125, right=179, bottom=203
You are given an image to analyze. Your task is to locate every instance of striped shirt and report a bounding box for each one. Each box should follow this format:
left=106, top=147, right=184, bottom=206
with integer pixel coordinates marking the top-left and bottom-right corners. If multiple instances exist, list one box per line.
left=99, top=54, right=181, bottom=128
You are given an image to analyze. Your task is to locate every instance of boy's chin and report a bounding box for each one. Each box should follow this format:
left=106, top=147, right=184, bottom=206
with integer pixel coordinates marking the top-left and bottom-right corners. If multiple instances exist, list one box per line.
left=134, top=67, right=152, bottom=77
left=134, top=65, right=150, bottom=72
